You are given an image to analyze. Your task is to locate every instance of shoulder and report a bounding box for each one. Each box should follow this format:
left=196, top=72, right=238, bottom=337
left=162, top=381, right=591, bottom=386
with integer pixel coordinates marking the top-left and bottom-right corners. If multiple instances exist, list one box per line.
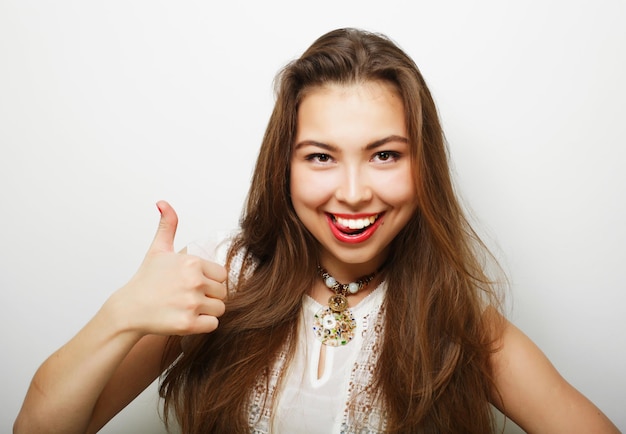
left=488, top=310, right=619, bottom=433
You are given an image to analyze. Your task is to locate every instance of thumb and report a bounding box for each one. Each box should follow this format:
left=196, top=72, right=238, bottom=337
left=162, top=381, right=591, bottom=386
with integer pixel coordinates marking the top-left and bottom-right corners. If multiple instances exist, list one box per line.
left=150, top=200, right=179, bottom=253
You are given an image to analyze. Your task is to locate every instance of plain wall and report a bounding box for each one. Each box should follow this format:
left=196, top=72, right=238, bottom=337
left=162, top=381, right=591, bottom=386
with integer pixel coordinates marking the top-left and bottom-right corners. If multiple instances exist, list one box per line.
left=1, top=1, right=624, bottom=432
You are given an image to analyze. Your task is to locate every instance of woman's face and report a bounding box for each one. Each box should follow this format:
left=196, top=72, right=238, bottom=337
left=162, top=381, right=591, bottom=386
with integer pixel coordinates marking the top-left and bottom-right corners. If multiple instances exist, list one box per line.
left=290, top=81, right=418, bottom=279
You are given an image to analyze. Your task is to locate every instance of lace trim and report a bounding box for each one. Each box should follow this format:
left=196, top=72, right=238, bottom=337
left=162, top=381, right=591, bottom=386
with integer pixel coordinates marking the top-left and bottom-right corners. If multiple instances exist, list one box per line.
left=340, top=303, right=387, bottom=433
left=247, top=344, right=288, bottom=432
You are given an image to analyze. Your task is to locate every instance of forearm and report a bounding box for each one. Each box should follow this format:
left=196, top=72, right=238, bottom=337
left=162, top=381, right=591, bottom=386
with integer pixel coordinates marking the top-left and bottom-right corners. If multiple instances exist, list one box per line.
left=14, top=302, right=143, bottom=434
left=14, top=201, right=226, bottom=433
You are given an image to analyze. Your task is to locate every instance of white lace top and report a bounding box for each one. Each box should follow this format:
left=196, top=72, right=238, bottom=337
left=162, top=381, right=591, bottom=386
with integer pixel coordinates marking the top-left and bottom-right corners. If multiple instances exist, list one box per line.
left=187, top=238, right=387, bottom=433
left=272, top=286, right=386, bottom=433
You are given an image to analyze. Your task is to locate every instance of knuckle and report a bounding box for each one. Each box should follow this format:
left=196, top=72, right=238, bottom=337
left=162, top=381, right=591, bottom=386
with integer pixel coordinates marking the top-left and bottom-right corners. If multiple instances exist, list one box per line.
left=189, top=275, right=206, bottom=290
left=180, top=271, right=204, bottom=290
left=182, top=255, right=202, bottom=270
left=173, top=315, right=195, bottom=334
left=183, top=293, right=201, bottom=310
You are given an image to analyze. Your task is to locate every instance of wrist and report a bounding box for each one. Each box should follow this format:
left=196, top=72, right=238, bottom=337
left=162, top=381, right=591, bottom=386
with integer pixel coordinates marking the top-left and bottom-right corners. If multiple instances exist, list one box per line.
left=97, top=289, right=146, bottom=342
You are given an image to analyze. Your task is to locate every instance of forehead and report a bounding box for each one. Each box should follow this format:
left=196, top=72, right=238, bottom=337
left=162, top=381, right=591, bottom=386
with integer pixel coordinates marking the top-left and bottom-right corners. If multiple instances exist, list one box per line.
left=295, top=81, right=406, bottom=146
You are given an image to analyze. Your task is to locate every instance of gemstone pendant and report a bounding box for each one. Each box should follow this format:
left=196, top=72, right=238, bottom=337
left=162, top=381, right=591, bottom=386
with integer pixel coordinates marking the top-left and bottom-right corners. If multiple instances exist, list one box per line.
left=313, top=305, right=356, bottom=346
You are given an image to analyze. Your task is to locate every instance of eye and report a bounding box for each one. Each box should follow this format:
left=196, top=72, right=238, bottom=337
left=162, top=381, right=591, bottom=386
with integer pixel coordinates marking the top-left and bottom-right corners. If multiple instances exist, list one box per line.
left=305, top=153, right=333, bottom=164
left=372, top=151, right=400, bottom=163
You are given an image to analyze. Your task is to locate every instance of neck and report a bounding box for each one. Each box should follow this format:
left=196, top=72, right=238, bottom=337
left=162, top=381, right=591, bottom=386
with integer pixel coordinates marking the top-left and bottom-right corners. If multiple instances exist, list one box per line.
left=318, top=257, right=387, bottom=284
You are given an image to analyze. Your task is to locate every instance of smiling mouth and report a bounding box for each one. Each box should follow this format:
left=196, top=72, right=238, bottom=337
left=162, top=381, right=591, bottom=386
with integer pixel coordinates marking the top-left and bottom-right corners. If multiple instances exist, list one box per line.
left=331, top=213, right=380, bottom=235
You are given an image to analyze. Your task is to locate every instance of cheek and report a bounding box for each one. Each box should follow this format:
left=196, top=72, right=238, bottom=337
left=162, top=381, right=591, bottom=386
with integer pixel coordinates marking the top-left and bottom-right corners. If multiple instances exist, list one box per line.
left=290, top=167, right=335, bottom=209
left=289, top=168, right=309, bottom=209
left=390, top=184, right=417, bottom=207
left=375, top=169, right=417, bottom=207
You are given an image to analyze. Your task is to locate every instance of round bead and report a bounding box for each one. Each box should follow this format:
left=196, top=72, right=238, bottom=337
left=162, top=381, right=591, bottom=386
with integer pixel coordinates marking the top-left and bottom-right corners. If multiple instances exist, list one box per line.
left=348, top=282, right=360, bottom=294
left=325, top=276, right=336, bottom=288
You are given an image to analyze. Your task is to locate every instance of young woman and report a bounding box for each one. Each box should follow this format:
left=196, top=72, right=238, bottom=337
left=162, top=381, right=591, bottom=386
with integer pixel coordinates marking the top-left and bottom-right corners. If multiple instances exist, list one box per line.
left=14, top=28, right=619, bottom=434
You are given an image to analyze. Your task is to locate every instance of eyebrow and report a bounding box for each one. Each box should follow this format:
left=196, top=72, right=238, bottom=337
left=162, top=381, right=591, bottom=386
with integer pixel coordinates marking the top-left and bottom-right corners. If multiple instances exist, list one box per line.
left=293, top=135, right=409, bottom=152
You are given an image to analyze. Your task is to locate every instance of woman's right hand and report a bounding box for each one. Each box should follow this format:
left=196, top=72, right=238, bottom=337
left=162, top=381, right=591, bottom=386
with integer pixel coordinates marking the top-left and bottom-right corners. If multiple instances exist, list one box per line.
left=13, top=201, right=227, bottom=434
left=105, top=200, right=227, bottom=338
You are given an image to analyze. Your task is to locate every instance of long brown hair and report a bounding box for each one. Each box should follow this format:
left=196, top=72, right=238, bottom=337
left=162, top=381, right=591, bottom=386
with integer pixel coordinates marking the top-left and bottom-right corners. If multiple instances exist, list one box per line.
left=160, top=28, right=504, bottom=433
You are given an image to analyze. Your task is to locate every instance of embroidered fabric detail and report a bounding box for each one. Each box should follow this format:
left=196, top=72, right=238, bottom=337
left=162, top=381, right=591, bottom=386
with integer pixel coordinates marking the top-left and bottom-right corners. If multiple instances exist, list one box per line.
left=247, top=345, right=288, bottom=432
left=224, top=243, right=277, bottom=432
left=227, top=245, right=255, bottom=290
left=340, top=303, right=387, bottom=433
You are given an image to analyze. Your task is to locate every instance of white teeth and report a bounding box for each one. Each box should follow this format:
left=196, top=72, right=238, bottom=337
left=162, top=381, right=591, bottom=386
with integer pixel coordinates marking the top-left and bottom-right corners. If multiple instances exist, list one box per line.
left=335, top=215, right=378, bottom=229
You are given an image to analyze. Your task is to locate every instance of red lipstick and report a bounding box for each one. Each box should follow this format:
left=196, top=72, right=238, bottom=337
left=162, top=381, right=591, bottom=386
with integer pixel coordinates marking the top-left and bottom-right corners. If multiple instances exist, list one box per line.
left=326, top=213, right=383, bottom=244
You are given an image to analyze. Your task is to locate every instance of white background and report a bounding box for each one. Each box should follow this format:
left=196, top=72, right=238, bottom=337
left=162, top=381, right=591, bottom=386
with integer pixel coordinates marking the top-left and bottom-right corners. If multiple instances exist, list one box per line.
left=1, top=1, right=624, bottom=432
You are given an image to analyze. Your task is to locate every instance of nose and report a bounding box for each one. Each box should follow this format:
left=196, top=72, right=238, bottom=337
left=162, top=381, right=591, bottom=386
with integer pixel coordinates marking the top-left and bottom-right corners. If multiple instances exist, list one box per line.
left=334, top=165, right=373, bottom=206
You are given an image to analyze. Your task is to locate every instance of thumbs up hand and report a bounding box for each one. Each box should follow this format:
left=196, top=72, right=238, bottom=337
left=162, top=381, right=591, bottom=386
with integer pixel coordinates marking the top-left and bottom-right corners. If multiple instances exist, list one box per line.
left=105, top=201, right=227, bottom=338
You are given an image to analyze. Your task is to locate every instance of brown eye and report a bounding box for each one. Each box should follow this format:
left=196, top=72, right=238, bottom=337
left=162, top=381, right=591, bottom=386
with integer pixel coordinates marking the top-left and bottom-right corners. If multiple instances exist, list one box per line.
left=317, top=154, right=331, bottom=162
left=306, top=153, right=332, bottom=163
left=372, top=151, right=400, bottom=163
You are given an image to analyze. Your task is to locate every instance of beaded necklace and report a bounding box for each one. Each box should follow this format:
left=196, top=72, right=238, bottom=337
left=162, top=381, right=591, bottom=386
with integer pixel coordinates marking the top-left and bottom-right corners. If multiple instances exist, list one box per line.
left=312, top=266, right=376, bottom=346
